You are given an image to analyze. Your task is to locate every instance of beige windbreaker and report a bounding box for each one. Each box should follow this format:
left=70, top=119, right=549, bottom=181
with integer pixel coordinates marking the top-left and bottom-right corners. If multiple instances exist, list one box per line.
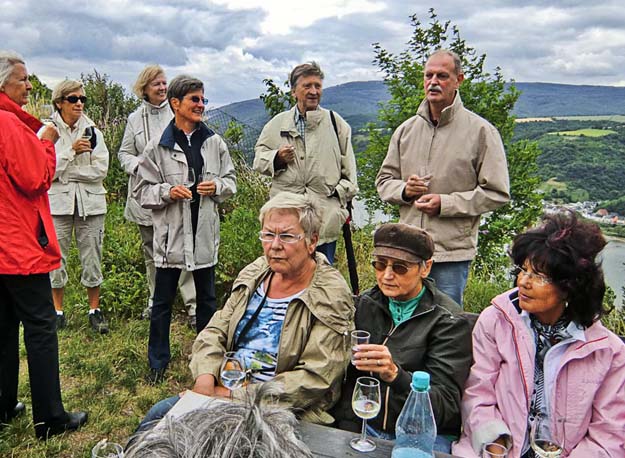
left=189, top=253, right=355, bottom=424
left=376, top=92, right=510, bottom=262
left=253, top=107, right=358, bottom=244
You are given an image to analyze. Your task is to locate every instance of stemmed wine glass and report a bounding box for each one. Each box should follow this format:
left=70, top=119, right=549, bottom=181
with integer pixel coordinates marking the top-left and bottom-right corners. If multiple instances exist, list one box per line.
left=418, top=165, right=433, bottom=188
left=91, top=439, right=124, bottom=457
left=183, top=167, right=196, bottom=203
left=530, top=416, right=563, bottom=457
left=40, top=104, right=55, bottom=124
left=350, top=376, right=381, bottom=452
left=220, top=351, right=246, bottom=392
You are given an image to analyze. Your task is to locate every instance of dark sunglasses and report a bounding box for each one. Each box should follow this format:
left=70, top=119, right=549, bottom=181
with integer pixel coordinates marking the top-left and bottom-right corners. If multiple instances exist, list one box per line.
left=371, top=259, right=418, bottom=275
left=63, top=95, right=87, bottom=104
left=187, top=95, right=208, bottom=104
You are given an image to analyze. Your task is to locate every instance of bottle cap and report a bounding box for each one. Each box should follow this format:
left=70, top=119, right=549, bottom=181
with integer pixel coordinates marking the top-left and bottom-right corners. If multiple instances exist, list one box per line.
left=412, top=371, right=430, bottom=391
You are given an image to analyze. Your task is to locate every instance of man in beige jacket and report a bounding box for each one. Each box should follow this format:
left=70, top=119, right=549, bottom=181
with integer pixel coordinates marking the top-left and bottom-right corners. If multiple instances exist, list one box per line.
left=376, top=49, right=510, bottom=306
left=254, top=62, right=358, bottom=264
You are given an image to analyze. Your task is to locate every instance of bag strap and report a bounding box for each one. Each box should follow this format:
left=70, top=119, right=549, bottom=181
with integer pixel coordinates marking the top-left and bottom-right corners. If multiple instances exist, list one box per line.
left=233, top=273, right=274, bottom=349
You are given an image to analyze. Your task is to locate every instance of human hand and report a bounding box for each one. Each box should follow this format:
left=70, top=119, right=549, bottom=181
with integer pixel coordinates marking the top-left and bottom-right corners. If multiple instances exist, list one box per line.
left=197, top=180, right=216, bottom=196
left=40, top=124, right=60, bottom=143
left=170, top=185, right=193, bottom=200
left=353, top=343, right=399, bottom=383
left=403, top=175, right=429, bottom=200
left=191, top=373, right=217, bottom=396
left=276, top=144, right=296, bottom=164
left=414, top=194, right=441, bottom=215
left=72, top=138, right=92, bottom=155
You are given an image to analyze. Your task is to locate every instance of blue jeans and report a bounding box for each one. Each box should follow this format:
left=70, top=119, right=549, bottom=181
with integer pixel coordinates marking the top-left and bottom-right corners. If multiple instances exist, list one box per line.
left=136, top=395, right=180, bottom=432
left=366, top=424, right=453, bottom=454
left=316, top=241, right=336, bottom=265
left=428, top=261, right=471, bottom=307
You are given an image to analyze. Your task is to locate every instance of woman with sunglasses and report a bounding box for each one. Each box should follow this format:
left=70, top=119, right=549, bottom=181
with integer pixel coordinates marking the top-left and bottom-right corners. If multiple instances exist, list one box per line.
left=453, top=212, right=625, bottom=458
left=333, top=222, right=472, bottom=453
left=48, top=79, right=110, bottom=333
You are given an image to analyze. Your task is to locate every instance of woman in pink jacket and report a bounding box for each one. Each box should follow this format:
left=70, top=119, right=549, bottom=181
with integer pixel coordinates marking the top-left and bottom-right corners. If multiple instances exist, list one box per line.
left=453, top=212, right=625, bottom=458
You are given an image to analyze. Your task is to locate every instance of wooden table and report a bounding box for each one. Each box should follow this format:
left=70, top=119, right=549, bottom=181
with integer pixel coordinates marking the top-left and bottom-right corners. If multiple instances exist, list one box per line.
left=299, top=422, right=458, bottom=458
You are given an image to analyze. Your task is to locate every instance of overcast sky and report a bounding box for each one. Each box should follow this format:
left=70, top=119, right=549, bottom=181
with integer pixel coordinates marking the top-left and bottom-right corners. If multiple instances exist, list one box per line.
left=3, top=0, right=624, bottom=106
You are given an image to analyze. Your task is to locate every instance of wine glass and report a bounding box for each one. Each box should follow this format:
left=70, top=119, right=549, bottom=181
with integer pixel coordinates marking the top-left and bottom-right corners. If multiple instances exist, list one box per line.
left=351, top=330, right=370, bottom=365
left=91, top=439, right=124, bottom=457
left=220, top=351, right=246, bottom=392
left=350, top=376, right=381, bottom=452
left=183, top=167, right=196, bottom=202
left=82, top=127, right=93, bottom=141
left=418, top=165, right=433, bottom=188
left=40, top=104, right=55, bottom=124
left=482, top=442, right=508, bottom=458
left=530, top=416, right=563, bottom=457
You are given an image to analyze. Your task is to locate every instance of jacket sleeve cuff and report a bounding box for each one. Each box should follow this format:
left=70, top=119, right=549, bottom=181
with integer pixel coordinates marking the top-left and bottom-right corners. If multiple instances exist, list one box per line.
left=389, top=365, right=412, bottom=392
left=439, top=193, right=453, bottom=216
left=161, top=184, right=174, bottom=203
left=471, top=420, right=511, bottom=454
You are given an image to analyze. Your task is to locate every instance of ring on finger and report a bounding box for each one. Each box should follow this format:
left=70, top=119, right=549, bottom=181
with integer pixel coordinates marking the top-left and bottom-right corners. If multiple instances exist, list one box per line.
left=376, top=359, right=382, bottom=366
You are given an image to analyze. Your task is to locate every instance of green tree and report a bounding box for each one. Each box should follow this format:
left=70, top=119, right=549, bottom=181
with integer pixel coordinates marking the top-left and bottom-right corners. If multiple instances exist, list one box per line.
left=81, top=70, right=140, bottom=201
left=358, top=9, right=542, bottom=273
left=259, top=78, right=294, bottom=118
left=28, top=74, right=52, bottom=102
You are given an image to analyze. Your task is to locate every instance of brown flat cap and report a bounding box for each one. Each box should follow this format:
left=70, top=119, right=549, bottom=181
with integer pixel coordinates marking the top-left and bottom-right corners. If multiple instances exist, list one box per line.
left=373, top=223, right=434, bottom=263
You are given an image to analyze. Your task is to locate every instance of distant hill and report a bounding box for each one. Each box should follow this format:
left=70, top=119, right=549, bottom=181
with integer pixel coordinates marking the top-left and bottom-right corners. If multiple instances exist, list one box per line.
left=218, top=81, right=625, bottom=131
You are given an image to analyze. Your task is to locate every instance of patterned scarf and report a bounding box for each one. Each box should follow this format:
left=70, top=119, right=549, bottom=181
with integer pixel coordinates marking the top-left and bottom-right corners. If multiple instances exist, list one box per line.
left=524, top=315, right=571, bottom=458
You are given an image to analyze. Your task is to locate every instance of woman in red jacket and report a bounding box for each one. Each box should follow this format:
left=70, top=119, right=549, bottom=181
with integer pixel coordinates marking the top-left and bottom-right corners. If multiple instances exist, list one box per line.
left=0, top=50, right=87, bottom=439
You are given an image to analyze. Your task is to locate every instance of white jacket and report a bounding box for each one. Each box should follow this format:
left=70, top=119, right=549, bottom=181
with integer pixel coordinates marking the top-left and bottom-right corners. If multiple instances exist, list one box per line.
left=48, top=111, right=109, bottom=217
left=118, top=100, right=173, bottom=225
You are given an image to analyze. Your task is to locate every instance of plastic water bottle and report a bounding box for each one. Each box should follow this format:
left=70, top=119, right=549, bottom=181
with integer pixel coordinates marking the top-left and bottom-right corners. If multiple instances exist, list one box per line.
left=392, top=371, right=437, bottom=458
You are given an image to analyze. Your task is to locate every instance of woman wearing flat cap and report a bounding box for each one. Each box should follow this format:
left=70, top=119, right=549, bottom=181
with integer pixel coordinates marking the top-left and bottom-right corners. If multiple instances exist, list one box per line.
left=332, top=223, right=472, bottom=453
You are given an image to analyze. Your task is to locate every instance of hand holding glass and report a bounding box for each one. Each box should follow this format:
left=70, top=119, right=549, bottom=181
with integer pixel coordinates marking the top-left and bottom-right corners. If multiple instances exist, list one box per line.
left=351, top=330, right=370, bottom=365
left=220, top=352, right=246, bottom=391
left=530, top=417, right=563, bottom=457
left=183, top=167, right=196, bottom=202
left=418, top=165, right=433, bottom=188
left=350, top=376, right=381, bottom=452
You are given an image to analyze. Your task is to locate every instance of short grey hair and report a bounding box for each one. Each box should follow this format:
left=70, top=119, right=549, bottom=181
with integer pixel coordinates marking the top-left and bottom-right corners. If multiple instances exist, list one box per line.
left=133, top=64, right=165, bottom=99
left=167, top=74, right=203, bottom=109
left=259, top=192, right=322, bottom=241
left=51, top=79, right=84, bottom=112
left=289, top=61, right=324, bottom=89
left=427, top=49, right=463, bottom=75
left=125, top=383, right=313, bottom=458
left=0, top=50, right=25, bottom=88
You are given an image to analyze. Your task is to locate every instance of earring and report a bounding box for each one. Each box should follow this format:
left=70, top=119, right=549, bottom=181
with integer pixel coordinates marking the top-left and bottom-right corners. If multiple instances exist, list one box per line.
left=564, top=301, right=569, bottom=309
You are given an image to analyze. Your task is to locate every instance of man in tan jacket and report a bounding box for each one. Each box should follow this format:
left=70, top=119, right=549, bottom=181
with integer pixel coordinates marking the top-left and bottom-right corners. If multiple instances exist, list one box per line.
left=376, top=49, right=510, bottom=306
left=254, top=62, right=358, bottom=264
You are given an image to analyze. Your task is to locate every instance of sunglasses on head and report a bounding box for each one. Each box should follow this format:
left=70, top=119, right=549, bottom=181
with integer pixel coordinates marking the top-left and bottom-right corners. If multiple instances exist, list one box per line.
left=187, top=95, right=208, bottom=104
left=63, top=95, right=87, bottom=104
left=371, top=259, right=419, bottom=275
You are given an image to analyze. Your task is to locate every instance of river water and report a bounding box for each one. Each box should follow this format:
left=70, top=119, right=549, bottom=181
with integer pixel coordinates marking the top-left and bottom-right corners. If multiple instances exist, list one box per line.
left=352, top=200, right=625, bottom=306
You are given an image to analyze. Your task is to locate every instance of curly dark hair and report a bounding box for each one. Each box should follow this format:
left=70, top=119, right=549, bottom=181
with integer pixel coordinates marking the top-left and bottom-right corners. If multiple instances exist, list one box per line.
left=510, top=211, right=607, bottom=328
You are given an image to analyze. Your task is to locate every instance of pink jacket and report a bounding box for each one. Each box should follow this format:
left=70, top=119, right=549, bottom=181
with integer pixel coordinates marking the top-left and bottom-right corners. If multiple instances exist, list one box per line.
left=453, top=288, right=625, bottom=458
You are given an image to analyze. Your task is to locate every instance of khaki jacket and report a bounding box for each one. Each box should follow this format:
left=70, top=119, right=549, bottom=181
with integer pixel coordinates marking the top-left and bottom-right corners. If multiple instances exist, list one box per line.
left=189, top=253, right=355, bottom=423
left=133, top=121, right=236, bottom=270
left=253, top=107, right=358, bottom=244
left=48, top=112, right=109, bottom=217
left=118, top=100, right=173, bottom=226
left=376, top=93, right=510, bottom=262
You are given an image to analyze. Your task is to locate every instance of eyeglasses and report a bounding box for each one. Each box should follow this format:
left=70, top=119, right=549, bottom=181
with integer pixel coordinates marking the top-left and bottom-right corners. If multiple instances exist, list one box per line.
left=514, top=265, right=552, bottom=286
left=258, top=231, right=304, bottom=244
left=187, top=95, right=208, bottom=104
left=371, top=259, right=418, bottom=275
left=63, top=95, right=87, bottom=104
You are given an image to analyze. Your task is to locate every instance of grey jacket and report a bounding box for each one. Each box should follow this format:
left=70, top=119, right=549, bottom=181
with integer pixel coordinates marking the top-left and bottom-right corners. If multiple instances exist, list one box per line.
left=376, top=92, right=510, bottom=262
left=48, top=111, right=108, bottom=217
left=133, top=121, right=236, bottom=270
left=253, top=107, right=358, bottom=244
left=118, top=100, right=173, bottom=225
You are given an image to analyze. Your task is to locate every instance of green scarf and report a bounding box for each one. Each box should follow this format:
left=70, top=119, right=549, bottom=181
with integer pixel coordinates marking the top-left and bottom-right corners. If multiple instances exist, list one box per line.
left=388, top=286, right=427, bottom=326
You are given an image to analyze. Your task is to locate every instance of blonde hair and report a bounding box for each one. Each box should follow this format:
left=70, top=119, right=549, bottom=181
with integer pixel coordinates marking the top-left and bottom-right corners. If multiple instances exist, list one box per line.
left=51, top=79, right=84, bottom=111
left=133, top=65, right=165, bottom=99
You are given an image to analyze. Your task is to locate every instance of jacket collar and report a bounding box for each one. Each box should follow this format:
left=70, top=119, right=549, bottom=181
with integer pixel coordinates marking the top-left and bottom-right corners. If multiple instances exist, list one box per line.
left=51, top=111, right=95, bottom=131
left=232, top=253, right=352, bottom=334
left=0, top=92, right=43, bottom=133
left=158, top=118, right=214, bottom=150
left=363, top=277, right=446, bottom=320
left=279, top=106, right=327, bottom=135
left=417, top=90, right=463, bottom=127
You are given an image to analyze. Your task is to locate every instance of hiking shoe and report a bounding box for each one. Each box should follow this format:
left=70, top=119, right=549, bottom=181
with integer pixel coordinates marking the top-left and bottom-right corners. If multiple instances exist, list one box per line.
left=141, top=305, right=152, bottom=320
left=89, top=310, right=109, bottom=334
left=56, top=314, right=66, bottom=331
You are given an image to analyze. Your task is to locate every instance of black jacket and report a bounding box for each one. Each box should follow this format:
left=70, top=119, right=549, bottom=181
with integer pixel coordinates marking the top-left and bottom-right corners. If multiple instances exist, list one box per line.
left=332, top=278, right=472, bottom=436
